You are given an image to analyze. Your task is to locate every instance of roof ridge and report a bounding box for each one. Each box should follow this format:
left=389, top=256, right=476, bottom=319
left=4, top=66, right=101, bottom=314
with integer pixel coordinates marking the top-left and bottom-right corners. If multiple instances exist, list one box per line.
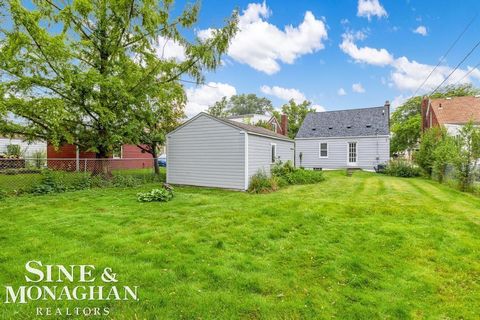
left=312, top=106, right=386, bottom=114
left=198, top=112, right=292, bottom=141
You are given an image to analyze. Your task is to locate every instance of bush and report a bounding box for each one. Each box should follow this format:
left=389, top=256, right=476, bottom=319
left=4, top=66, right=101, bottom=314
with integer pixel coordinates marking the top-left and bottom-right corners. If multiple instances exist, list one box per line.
left=279, top=169, right=324, bottom=185
left=137, top=185, right=174, bottom=202
left=384, top=160, right=421, bottom=178
left=271, top=161, right=324, bottom=186
left=271, top=160, right=295, bottom=177
left=31, top=170, right=66, bottom=195
left=248, top=170, right=279, bottom=194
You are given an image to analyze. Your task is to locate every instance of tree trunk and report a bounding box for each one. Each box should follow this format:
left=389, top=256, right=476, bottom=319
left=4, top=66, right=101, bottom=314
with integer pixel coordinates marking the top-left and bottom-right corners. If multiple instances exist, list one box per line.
left=152, top=144, right=160, bottom=175
left=93, top=147, right=112, bottom=178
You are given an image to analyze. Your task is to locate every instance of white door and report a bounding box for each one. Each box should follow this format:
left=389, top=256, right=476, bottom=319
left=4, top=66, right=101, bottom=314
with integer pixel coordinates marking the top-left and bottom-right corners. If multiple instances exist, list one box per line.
left=348, top=142, right=357, bottom=166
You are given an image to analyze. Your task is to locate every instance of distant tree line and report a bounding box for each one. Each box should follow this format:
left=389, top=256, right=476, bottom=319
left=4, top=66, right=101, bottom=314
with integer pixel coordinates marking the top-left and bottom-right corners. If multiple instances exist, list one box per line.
left=207, top=95, right=316, bottom=139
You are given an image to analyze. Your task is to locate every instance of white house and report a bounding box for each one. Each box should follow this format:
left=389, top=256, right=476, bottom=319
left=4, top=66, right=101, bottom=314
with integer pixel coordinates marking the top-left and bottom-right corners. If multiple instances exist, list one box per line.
left=0, top=137, right=46, bottom=157
left=295, top=103, right=390, bottom=171
left=166, top=113, right=294, bottom=190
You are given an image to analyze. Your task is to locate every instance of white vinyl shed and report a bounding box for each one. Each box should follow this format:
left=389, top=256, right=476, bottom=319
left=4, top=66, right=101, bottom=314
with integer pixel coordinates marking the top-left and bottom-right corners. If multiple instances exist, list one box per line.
left=166, top=113, right=294, bottom=190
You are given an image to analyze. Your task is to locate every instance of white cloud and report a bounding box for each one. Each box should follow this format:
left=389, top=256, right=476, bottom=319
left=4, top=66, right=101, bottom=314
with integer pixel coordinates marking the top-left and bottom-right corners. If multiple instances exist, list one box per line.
left=390, top=57, right=480, bottom=92
left=357, top=0, right=387, bottom=20
left=391, top=95, right=407, bottom=109
left=352, top=83, right=366, bottom=93
left=339, top=30, right=480, bottom=93
left=260, top=85, right=306, bottom=103
left=153, top=36, right=186, bottom=61
left=340, top=31, right=394, bottom=66
left=413, top=25, right=427, bottom=36
left=185, top=82, right=236, bottom=117
left=312, top=104, right=326, bottom=112
left=337, top=88, right=347, bottom=96
left=200, top=2, right=328, bottom=74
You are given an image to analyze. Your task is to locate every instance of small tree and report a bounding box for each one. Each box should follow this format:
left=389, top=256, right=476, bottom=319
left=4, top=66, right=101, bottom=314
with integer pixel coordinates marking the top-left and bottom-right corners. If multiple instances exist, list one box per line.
left=415, top=127, right=444, bottom=176
left=432, top=133, right=456, bottom=183
left=453, top=121, right=480, bottom=191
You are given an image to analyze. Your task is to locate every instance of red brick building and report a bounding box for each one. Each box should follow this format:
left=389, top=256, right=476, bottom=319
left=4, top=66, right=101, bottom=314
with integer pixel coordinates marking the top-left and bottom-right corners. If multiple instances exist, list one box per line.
left=47, top=144, right=154, bottom=171
left=421, top=96, right=480, bottom=133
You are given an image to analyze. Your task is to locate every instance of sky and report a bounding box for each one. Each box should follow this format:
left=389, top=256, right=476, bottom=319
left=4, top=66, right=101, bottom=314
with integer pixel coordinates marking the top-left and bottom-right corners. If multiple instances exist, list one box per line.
left=166, top=0, right=480, bottom=116
left=6, top=0, right=480, bottom=117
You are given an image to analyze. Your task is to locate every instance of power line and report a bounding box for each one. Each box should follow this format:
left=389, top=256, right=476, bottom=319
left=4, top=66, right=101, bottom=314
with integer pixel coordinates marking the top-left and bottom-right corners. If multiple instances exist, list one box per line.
left=412, top=13, right=478, bottom=97
left=430, top=36, right=480, bottom=95
left=451, top=59, right=480, bottom=86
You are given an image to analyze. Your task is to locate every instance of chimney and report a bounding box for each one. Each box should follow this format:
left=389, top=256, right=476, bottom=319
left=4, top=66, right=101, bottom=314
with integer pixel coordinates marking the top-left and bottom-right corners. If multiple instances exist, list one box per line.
left=280, top=114, right=288, bottom=136
left=421, top=96, right=429, bottom=132
left=384, top=100, right=391, bottom=129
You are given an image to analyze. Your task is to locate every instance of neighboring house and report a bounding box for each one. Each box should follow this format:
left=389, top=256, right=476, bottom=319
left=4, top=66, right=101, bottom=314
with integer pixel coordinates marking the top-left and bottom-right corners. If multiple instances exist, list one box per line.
left=47, top=144, right=153, bottom=171
left=166, top=112, right=294, bottom=190
left=227, top=113, right=288, bottom=136
left=0, top=137, right=46, bottom=157
left=295, top=102, right=391, bottom=171
left=421, top=95, right=480, bottom=135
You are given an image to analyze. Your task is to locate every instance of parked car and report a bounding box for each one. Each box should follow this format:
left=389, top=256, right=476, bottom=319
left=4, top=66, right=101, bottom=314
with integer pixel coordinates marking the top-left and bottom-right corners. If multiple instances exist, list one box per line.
left=158, top=154, right=166, bottom=167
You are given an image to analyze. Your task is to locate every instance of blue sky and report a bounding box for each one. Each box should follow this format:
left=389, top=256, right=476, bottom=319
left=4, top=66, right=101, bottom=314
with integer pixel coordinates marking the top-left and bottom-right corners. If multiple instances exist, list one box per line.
left=173, top=0, right=480, bottom=115
left=7, top=0, right=480, bottom=116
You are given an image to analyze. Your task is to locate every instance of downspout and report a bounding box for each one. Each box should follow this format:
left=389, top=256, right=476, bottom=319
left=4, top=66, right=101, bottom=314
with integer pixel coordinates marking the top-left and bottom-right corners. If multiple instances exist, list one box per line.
left=243, top=131, right=249, bottom=191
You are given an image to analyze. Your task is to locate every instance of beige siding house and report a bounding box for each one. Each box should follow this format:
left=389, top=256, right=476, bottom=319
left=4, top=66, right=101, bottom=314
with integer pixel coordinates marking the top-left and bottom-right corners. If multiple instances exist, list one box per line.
left=167, top=113, right=294, bottom=190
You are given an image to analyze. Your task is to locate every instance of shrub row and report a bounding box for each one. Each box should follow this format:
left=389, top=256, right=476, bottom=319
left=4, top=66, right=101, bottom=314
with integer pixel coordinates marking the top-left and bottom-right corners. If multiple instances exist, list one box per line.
left=383, top=160, right=421, bottom=178
left=1, top=169, right=165, bottom=197
left=248, top=161, right=324, bottom=194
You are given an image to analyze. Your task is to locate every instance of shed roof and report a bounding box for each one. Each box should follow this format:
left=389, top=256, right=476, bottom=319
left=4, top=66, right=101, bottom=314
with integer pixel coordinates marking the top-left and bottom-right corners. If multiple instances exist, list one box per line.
left=169, top=113, right=293, bottom=141
left=296, top=106, right=390, bottom=138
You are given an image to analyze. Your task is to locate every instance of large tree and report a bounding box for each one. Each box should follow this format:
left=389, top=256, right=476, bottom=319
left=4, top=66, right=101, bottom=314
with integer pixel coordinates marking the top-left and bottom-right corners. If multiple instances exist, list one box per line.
left=390, top=84, right=480, bottom=157
left=207, top=94, right=273, bottom=117
left=277, top=99, right=316, bottom=139
left=0, top=0, right=237, bottom=165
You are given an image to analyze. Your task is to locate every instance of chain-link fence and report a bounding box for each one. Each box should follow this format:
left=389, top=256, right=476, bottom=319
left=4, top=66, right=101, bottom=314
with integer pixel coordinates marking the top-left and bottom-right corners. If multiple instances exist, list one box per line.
left=0, top=158, right=164, bottom=195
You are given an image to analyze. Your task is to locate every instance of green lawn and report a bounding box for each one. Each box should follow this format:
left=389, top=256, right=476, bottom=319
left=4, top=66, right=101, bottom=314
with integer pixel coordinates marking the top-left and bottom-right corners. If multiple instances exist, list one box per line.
left=1, top=171, right=479, bottom=319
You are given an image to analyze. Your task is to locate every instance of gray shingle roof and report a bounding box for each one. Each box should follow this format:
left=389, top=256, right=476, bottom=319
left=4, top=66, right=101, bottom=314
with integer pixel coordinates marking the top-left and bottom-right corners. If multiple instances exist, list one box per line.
left=221, top=117, right=292, bottom=140
left=296, top=106, right=390, bottom=138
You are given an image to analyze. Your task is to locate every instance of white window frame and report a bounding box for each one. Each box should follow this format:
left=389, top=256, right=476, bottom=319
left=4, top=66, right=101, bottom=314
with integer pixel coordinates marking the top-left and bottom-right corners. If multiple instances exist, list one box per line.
left=318, top=142, right=328, bottom=158
left=271, top=143, right=277, bottom=164
left=272, top=122, right=277, bottom=133
left=347, top=141, right=357, bottom=166
left=113, top=146, right=123, bottom=159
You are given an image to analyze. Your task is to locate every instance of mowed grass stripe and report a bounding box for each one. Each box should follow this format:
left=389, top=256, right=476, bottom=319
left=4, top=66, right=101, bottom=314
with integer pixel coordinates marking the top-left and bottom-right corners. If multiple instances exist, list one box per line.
left=0, top=171, right=479, bottom=319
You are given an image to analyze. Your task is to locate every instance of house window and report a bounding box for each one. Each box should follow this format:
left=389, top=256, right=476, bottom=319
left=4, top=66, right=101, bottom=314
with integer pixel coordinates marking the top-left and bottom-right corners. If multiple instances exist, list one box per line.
left=348, top=142, right=357, bottom=164
left=271, top=143, right=277, bottom=163
left=319, top=142, right=328, bottom=158
left=272, top=122, right=277, bottom=132
left=113, top=146, right=123, bottom=159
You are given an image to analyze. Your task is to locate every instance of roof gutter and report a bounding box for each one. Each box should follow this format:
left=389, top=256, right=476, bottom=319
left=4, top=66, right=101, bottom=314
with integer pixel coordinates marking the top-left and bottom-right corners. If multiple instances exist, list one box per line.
left=295, top=134, right=390, bottom=140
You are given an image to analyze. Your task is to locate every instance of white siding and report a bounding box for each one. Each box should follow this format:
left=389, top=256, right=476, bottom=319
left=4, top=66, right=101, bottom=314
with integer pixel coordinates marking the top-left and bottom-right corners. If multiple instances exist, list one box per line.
left=247, top=134, right=294, bottom=182
left=295, top=136, right=390, bottom=171
left=167, top=115, right=246, bottom=190
left=0, top=138, right=46, bottom=157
